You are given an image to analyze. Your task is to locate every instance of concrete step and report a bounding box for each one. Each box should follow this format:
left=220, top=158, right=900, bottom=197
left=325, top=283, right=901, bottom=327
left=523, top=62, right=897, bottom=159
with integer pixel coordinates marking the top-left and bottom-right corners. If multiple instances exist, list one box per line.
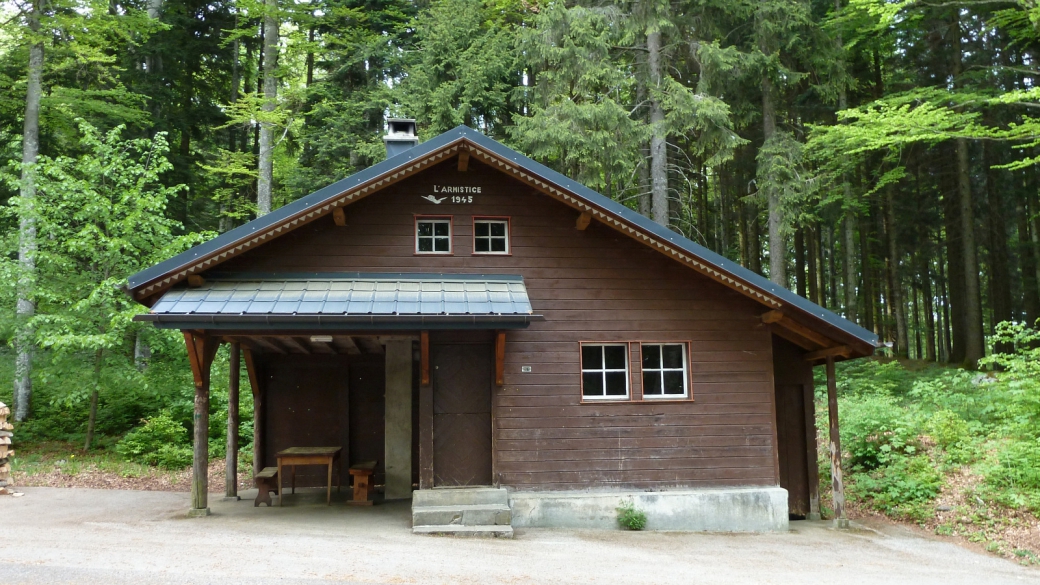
left=412, top=524, right=514, bottom=538
left=412, top=504, right=511, bottom=527
left=411, top=487, right=508, bottom=508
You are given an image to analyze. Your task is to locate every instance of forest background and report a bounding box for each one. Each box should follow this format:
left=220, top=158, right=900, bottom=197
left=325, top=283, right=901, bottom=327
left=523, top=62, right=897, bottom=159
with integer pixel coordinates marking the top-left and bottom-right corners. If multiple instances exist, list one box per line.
left=2, top=0, right=1040, bottom=562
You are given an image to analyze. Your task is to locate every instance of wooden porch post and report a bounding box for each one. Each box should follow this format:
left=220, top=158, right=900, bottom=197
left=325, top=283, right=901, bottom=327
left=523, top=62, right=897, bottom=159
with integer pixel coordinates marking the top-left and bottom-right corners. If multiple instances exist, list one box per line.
left=225, top=342, right=241, bottom=500
left=826, top=357, right=848, bottom=528
left=803, top=383, right=821, bottom=521
left=184, top=331, right=220, bottom=517
left=418, top=331, right=434, bottom=490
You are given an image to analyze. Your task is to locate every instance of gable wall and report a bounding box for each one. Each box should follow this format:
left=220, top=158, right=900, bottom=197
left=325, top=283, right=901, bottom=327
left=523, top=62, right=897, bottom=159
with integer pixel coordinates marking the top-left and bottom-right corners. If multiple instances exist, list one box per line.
left=219, top=159, right=779, bottom=491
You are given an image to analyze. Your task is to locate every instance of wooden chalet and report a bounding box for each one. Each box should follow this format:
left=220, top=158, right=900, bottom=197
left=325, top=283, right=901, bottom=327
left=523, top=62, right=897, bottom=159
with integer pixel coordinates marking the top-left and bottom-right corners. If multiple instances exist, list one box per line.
left=128, top=120, right=878, bottom=533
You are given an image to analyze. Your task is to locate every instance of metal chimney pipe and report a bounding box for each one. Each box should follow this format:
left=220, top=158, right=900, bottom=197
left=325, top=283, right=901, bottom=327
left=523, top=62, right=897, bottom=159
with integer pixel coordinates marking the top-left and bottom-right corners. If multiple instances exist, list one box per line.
left=384, top=118, right=419, bottom=158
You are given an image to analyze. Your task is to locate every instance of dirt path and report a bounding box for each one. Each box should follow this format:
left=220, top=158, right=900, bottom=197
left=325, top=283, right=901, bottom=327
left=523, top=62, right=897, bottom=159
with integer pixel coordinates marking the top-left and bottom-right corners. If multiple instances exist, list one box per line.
left=1, top=487, right=1037, bottom=585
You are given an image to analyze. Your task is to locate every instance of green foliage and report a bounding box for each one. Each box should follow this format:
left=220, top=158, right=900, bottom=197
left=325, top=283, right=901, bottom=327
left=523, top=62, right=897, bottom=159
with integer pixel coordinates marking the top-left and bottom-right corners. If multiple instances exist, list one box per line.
left=823, top=324, right=1040, bottom=522
left=115, top=411, right=192, bottom=469
left=616, top=501, right=648, bottom=530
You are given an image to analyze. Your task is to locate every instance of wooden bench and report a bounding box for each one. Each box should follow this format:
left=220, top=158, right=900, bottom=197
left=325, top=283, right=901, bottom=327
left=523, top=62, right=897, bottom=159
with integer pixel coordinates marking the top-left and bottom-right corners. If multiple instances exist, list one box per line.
left=254, top=467, right=278, bottom=507
left=349, top=461, right=377, bottom=506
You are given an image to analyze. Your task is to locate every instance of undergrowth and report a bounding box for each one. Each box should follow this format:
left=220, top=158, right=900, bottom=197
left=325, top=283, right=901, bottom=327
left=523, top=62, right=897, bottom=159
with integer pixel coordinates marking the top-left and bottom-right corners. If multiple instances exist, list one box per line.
left=817, top=322, right=1040, bottom=560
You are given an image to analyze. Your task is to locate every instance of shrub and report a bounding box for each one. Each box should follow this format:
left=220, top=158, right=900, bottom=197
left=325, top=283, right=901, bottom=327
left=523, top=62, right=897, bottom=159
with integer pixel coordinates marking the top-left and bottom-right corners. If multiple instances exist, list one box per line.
left=840, top=393, right=920, bottom=470
left=925, top=410, right=977, bottom=464
left=980, top=438, right=1040, bottom=512
left=849, top=454, right=942, bottom=520
left=116, top=411, right=191, bottom=469
left=616, top=501, right=647, bottom=530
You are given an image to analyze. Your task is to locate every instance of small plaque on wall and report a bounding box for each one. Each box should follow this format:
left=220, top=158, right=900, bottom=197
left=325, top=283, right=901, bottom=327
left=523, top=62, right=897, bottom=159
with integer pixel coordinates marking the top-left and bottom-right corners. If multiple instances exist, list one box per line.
left=521, top=366, right=532, bottom=373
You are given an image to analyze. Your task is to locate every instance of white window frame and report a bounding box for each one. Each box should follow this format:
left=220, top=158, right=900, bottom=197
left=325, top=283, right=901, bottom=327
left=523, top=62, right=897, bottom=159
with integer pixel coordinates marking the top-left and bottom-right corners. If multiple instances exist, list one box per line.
left=580, top=343, right=630, bottom=400
left=640, top=342, right=690, bottom=399
left=473, top=218, right=510, bottom=255
left=415, top=217, right=452, bottom=254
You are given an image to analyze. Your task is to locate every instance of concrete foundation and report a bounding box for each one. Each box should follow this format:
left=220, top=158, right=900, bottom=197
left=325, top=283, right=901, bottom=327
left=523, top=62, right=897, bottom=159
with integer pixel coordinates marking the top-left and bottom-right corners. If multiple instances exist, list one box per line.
left=384, top=340, right=413, bottom=500
left=509, top=487, right=789, bottom=532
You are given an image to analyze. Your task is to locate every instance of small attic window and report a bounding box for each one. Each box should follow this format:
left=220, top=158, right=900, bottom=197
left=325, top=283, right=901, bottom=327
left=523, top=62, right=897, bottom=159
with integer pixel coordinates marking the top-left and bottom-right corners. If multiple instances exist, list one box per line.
left=416, top=217, right=451, bottom=254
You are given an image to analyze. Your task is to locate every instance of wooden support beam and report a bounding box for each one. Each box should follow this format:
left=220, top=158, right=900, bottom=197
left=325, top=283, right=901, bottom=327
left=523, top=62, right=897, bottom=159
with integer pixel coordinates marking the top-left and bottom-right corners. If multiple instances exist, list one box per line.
left=458, top=150, right=470, bottom=171
left=183, top=331, right=220, bottom=516
left=575, top=211, right=592, bottom=231
left=226, top=342, right=240, bottom=500
left=334, top=336, right=361, bottom=355
left=187, top=274, right=206, bottom=287
left=253, top=337, right=286, bottom=354
left=333, top=207, right=346, bottom=226
left=803, top=383, right=821, bottom=521
left=355, top=337, right=384, bottom=355
left=769, top=326, right=819, bottom=351
left=495, top=331, right=506, bottom=386
left=804, top=345, right=851, bottom=362
left=760, top=311, right=831, bottom=349
left=243, top=349, right=263, bottom=478
left=420, top=331, right=430, bottom=386
left=826, top=357, right=848, bottom=529
left=281, top=337, right=311, bottom=354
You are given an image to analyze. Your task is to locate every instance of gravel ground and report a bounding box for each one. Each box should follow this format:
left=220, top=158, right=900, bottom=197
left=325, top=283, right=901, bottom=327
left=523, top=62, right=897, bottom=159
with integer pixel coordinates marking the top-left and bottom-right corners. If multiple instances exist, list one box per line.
left=1, top=487, right=1038, bottom=585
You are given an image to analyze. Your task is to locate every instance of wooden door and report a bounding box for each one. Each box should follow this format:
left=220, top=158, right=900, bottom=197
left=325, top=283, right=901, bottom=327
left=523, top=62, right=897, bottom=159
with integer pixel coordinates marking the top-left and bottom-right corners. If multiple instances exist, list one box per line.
left=432, top=342, right=493, bottom=486
left=775, top=383, right=810, bottom=516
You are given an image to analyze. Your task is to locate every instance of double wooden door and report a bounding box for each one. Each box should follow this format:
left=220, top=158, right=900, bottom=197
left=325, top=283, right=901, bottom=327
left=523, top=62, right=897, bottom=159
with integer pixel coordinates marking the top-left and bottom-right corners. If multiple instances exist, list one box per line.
left=432, top=341, right=493, bottom=486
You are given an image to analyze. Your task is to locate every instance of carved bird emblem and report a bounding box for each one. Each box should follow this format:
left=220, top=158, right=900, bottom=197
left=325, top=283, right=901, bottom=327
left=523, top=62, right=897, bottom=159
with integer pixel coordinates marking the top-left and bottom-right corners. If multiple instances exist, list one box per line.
left=422, top=195, right=446, bottom=204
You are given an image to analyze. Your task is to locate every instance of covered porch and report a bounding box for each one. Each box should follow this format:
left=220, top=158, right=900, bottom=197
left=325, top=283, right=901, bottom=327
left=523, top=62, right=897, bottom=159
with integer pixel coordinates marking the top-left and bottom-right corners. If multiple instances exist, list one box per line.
left=133, top=273, right=539, bottom=516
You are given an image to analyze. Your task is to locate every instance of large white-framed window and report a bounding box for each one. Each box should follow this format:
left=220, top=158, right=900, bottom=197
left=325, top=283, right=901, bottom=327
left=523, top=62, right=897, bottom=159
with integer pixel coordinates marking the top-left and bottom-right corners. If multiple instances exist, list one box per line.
left=640, top=343, right=689, bottom=398
left=415, top=216, right=452, bottom=254
left=580, top=343, right=630, bottom=400
left=473, top=217, right=510, bottom=255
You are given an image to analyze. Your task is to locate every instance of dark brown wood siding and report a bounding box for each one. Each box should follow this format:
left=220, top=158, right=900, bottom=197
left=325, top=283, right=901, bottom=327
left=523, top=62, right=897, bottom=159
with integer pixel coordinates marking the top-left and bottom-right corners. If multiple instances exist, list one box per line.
left=220, top=158, right=779, bottom=491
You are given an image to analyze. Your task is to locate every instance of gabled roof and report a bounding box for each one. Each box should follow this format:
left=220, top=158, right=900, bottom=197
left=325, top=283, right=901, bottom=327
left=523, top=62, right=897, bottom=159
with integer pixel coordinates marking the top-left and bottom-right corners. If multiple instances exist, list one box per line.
left=128, top=126, right=879, bottom=356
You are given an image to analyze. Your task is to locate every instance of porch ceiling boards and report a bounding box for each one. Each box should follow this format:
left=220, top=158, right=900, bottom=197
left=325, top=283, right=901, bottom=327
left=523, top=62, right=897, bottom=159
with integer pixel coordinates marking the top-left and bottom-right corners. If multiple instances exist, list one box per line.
left=132, top=272, right=542, bottom=330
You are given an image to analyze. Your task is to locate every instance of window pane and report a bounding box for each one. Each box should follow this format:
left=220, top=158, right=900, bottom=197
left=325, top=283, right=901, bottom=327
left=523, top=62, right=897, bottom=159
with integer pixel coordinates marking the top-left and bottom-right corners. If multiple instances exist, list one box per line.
left=643, top=372, right=662, bottom=395
left=491, top=223, right=506, bottom=237
left=581, top=345, right=602, bottom=370
left=642, top=344, right=661, bottom=369
left=491, top=238, right=506, bottom=252
left=663, top=371, right=685, bottom=395
left=418, top=238, right=433, bottom=252
left=582, top=372, right=603, bottom=396
left=434, top=238, right=450, bottom=252
left=663, top=344, right=684, bottom=368
left=605, top=372, right=627, bottom=396
left=475, top=238, right=490, bottom=252
left=475, top=222, right=489, bottom=237
left=604, top=345, right=627, bottom=369
left=418, top=223, right=433, bottom=237
left=434, top=222, right=449, bottom=236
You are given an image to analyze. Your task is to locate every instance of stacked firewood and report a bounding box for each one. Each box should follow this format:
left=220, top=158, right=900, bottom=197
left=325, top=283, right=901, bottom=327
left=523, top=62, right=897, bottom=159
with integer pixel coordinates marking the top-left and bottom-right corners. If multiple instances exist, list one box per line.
left=0, top=402, right=12, bottom=495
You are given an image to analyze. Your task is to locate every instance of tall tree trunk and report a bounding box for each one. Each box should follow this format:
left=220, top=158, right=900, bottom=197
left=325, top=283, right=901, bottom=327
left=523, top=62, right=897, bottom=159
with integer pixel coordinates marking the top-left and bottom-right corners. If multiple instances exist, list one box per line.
left=14, top=0, right=43, bottom=423
left=952, top=16, right=983, bottom=367
left=795, top=228, right=806, bottom=297
left=134, top=331, right=151, bottom=371
left=984, top=144, right=1012, bottom=350
left=808, top=225, right=819, bottom=304
left=647, top=26, right=668, bottom=227
left=1018, top=191, right=1040, bottom=325
left=762, top=76, right=785, bottom=286
left=257, top=0, right=279, bottom=217
left=859, top=212, right=874, bottom=333
left=84, top=349, right=103, bottom=451
left=1030, top=189, right=1040, bottom=323
left=922, top=253, right=936, bottom=362
left=938, top=245, right=953, bottom=362
left=885, top=187, right=908, bottom=357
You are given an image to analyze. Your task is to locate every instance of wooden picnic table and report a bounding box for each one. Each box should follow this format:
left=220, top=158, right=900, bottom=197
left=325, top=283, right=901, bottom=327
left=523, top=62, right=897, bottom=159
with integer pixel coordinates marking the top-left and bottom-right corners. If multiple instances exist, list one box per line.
left=276, top=446, right=341, bottom=506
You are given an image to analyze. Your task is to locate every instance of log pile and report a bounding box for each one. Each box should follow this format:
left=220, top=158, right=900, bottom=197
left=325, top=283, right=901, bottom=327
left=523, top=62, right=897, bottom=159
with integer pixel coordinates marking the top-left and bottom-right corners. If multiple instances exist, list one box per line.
left=0, top=402, right=12, bottom=495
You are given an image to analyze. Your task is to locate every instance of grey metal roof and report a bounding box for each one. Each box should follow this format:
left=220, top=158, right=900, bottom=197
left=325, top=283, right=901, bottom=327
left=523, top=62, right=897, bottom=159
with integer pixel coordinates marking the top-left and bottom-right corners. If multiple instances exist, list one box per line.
left=148, top=273, right=533, bottom=317
left=127, top=126, right=878, bottom=349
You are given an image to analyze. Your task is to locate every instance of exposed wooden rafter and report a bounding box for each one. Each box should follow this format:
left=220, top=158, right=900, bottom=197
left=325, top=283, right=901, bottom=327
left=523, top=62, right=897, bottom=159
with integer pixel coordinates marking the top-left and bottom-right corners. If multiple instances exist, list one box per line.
left=804, top=345, right=852, bottom=362
left=761, top=310, right=832, bottom=349
left=332, top=207, right=346, bottom=226
left=458, top=151, right=470, bottom=172
left=575, top=211, right=592, bottom=231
